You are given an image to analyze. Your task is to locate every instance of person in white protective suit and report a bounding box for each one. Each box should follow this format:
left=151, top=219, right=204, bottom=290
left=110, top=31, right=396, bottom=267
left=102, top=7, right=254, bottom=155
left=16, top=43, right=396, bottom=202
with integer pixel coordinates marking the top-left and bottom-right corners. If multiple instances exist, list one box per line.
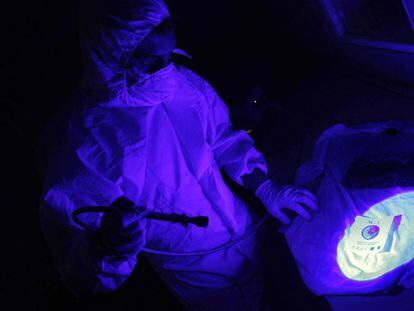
left=40, top=0, right=318, bottom=309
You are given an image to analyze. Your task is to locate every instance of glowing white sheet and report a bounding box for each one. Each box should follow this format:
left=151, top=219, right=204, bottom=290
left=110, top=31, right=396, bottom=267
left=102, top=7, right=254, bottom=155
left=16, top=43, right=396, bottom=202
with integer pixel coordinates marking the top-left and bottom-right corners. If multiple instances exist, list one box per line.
left=337, top=192, right=414, bottom=281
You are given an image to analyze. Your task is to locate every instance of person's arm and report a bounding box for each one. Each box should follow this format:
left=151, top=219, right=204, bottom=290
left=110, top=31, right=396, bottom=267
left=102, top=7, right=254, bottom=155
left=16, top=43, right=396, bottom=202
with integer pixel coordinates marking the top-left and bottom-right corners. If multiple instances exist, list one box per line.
left=41, top=180, right=145, bottom=296
left=205, top=83, right=268, bottom=186
left=203, top=82, right=319, bottom=224
left=241, top=167, right=269, bottom=192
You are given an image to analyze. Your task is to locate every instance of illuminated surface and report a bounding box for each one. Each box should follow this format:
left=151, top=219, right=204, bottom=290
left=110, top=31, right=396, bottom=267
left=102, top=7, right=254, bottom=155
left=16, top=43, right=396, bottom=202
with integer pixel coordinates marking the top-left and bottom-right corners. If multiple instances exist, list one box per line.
left=337, top=192, right=414, bottom=281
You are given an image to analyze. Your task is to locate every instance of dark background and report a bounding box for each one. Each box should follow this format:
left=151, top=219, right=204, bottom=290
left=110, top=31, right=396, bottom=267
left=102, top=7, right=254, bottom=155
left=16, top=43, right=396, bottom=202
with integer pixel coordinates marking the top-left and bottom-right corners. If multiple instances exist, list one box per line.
left=1, top=0, right=414, bottom=310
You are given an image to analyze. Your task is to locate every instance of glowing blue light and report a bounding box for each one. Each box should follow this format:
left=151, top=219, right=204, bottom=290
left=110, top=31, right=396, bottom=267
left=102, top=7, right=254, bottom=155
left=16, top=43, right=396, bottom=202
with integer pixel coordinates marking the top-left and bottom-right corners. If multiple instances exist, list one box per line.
left=337, top=192, right=414, bottom=281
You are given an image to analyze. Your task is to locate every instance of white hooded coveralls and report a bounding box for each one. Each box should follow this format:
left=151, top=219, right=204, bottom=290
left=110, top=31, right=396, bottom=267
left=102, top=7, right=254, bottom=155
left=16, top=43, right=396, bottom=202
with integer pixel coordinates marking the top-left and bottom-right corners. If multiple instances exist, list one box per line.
left=41, top=0, right=268, bottom=309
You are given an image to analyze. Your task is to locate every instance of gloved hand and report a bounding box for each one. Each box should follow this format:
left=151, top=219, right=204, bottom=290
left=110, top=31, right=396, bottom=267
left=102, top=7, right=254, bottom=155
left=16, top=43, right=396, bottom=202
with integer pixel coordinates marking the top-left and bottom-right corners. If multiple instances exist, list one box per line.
left=255, top=180, right=319, bottom=225
left=95, top=196, right=147, bottom=258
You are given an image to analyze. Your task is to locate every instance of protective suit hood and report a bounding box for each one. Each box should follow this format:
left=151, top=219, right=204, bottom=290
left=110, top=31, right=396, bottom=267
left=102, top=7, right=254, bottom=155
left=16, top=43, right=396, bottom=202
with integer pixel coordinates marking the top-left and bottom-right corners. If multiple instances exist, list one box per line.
left=79, top=0, right=169, bottom=99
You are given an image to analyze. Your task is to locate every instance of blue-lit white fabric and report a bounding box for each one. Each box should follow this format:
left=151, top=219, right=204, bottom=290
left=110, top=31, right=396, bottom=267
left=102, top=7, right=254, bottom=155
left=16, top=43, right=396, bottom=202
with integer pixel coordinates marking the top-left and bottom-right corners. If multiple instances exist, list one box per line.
left=337, top=192, right=414, bottom=281
left=285, top=121, right=414, bottom=295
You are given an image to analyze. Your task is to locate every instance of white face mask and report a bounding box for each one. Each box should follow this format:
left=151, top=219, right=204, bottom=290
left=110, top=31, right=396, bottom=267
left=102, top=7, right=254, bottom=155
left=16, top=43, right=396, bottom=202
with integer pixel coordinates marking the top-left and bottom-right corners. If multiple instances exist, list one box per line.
left=124, top=47, right=190, bottom=88
left=125, top=54, right=172, bottom=86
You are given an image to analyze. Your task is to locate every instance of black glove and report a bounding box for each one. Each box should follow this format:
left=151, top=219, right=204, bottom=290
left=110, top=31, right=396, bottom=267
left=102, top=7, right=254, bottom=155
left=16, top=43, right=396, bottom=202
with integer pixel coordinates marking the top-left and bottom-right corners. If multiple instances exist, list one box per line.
left=94, top=196, right=147, bottom=258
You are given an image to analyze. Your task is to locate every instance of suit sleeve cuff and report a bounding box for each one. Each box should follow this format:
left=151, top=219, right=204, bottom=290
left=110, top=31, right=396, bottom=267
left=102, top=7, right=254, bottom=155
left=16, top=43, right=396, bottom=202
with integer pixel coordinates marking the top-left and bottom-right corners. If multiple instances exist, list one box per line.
left=241, top=168, right=269, bottom=192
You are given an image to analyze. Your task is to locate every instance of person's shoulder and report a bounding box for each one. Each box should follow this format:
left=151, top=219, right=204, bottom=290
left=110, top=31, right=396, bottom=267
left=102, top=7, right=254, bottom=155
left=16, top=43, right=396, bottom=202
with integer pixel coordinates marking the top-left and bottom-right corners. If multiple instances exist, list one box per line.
left=176, top=65, right=214, bottom=92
